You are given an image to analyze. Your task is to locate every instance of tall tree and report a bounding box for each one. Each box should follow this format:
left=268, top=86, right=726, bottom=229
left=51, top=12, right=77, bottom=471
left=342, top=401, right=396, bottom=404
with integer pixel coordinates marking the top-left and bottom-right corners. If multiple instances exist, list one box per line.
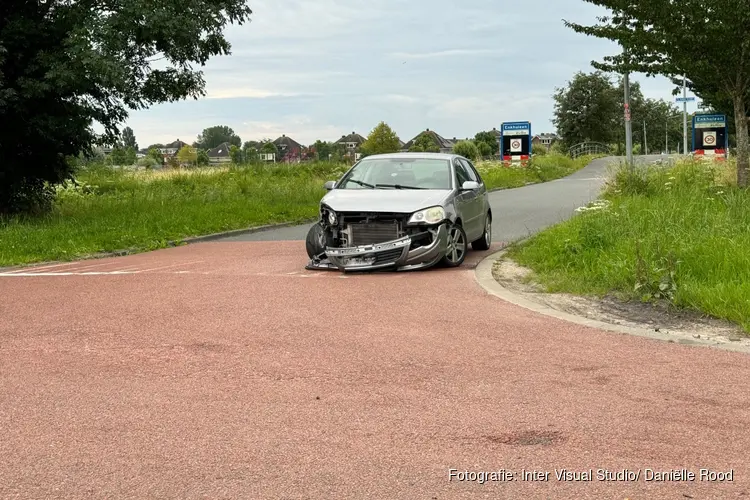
left=473, top=131, right=499, bottom=156
left=564, top=1, right=750, bottom=186
left=121, top=127, right=138, bottom=150
left=552, top=70, right=622, bottom=148
left=360, top=122, right=401, bottom=156
left=311, top=140, right=333, bottom=161
left=0, top=0, right=252, bottom=213
left=195, top=125, right=242, bottom=150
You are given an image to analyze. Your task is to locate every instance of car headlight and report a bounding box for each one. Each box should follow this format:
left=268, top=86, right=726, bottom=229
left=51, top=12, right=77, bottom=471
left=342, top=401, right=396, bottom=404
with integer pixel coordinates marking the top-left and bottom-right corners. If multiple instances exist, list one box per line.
left=408, top=206, right=445, bottom=224
left=328, top=210, right=337, bottom=225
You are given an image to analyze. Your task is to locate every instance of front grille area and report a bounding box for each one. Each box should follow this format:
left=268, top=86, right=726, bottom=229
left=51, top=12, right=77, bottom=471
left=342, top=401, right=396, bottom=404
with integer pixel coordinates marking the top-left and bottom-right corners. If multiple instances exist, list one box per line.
left=349, top=222, right=400, bottom=246
left=374, top=248, right=404, bottom=264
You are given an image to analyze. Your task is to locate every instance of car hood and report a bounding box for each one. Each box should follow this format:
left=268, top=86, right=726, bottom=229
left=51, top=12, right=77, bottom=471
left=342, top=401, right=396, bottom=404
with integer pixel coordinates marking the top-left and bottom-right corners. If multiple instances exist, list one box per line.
left=321, top=189, right=450, bottom=214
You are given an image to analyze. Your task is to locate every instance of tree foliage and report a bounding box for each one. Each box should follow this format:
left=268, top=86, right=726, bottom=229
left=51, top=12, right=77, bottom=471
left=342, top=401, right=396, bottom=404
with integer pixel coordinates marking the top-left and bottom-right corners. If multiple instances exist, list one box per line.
left=229, top=144, right=243, bottom=164
left=0, top=0, right=252, bottom=213
left=176, top=145, right=198, bottom=165
left=311, top=140, right=333, bottom=161
left=552, top=71, right=624, bottom=148
left=409, top=133, right=440, bottom=153
left=552, top=69, right=684, bottom=153
left=473, top=131, right=499, bottom=156
left=197, top=149, right=210, bottom=166
left=195, top=125, right=242, bottom=150
left=564, top=0, right=750, bottom=186
left=453, top=140, right=480, bottom=160
left=361, top=121, right=401, bottom=156
left=121, top=127, right=138, bottom=150
left=110, top=146, right=136, bottom=166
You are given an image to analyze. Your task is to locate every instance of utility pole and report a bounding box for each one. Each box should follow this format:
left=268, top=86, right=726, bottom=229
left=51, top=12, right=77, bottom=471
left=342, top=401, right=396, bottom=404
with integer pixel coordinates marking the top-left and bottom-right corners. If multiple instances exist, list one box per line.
left=643, top=120, right=647, bottom=154
left=682, top=76, right=688, bottom=155
left=665, top=119, right=668, bottom=154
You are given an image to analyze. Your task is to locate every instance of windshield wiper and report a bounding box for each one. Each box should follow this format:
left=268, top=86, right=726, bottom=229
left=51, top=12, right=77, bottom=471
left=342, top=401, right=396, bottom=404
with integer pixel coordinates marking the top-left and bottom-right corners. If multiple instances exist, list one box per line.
left=375, top=184, right=425, bottom=190
left=347, top=179, right=375, bottom=188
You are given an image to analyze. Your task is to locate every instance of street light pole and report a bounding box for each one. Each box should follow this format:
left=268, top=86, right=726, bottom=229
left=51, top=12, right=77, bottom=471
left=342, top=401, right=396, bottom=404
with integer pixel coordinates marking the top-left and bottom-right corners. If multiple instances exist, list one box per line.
left=643, top=120, right=647, bottom=154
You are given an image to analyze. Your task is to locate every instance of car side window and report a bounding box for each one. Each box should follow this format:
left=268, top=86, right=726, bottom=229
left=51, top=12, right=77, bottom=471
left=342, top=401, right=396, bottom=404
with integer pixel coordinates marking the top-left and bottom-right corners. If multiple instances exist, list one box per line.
left=459, top=158, right=479, bottom=183
left=454, top=159, right=471, bottom=187
left=464, top=160, right=484, bottom=185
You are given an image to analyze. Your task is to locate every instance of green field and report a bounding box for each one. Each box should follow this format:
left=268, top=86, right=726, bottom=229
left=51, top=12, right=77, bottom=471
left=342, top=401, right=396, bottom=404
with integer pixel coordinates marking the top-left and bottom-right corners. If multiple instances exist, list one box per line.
left=507, top=157, right=750, bottom=333
left=0, top=153, right=597, bottom=267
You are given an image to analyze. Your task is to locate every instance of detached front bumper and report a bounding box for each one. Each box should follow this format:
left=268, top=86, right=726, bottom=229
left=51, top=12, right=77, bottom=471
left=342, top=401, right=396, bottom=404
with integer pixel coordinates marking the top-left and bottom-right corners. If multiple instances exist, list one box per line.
left=306, top=223, right=449, bottom=272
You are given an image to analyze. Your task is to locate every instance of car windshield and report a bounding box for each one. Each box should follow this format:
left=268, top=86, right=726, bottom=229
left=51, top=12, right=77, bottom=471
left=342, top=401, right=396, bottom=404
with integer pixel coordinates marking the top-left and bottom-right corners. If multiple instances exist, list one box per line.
left=337, top=158, right=453, bottom=190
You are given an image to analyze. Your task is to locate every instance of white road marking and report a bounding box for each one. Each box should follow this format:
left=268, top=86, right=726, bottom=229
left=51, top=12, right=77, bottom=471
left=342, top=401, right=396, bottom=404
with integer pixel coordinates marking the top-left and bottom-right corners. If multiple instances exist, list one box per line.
left=132, top=260, right=205, bottom=273
left=0, top=260, right=205, bottom=277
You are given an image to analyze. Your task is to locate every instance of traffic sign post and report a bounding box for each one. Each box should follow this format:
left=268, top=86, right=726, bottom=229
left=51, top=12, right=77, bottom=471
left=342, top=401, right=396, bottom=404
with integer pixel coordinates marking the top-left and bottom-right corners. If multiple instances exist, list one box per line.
left=500, top=121, right=532, bottom=165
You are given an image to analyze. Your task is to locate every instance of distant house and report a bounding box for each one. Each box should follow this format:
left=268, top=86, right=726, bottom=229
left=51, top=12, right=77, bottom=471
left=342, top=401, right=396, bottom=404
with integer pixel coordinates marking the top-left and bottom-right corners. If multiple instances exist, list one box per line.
left=273, top=134, right=304, bottom=162
left=136, top=148, right=148, bottom=158
left=158, top=139, right=188, bottom=156
left=207, top=142, right=232, bottom=164
left=532, top=133, right=559, bottom=150
left=334, top=131, right=367, bottom=159
left=402, top=129, right=455, bottom=153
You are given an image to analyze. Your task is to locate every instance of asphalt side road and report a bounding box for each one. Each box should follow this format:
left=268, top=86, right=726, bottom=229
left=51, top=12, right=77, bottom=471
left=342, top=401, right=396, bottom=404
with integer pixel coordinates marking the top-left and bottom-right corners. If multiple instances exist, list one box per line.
left=220, top=154, right=668, bottom=244
left=4, top=153, right=746, bottom=500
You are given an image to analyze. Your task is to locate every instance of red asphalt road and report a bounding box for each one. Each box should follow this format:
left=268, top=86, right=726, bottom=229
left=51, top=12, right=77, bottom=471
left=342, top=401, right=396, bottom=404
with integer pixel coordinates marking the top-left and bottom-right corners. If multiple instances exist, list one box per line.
left=1, top=241, right=749, bottom=499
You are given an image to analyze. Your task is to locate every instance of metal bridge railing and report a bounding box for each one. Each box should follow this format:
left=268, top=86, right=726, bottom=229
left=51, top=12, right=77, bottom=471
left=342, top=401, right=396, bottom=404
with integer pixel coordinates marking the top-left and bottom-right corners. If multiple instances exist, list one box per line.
left=568, top=142, right=611, bottom=158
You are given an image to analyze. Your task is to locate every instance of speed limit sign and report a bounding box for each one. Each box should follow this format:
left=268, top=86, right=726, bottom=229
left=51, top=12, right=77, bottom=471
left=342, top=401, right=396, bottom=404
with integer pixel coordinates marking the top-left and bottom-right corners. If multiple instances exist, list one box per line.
left=510, top=139, right=522, bottom=152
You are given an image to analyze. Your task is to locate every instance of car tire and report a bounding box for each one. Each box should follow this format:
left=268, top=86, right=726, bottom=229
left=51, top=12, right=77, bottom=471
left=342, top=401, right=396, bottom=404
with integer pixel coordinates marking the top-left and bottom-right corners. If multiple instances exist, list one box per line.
left=471, top=212, right=492, bottom=251
left=305, top=223, right=326, bottom=259
left=440, top=222, right=468, bottom=268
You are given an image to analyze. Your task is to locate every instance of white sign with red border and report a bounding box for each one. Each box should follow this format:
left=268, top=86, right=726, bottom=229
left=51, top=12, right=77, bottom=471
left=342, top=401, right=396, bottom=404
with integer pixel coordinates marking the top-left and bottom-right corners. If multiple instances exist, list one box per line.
left=510, top=139, right=522, bottom=152
left=703, top=131, right=717, bottom=147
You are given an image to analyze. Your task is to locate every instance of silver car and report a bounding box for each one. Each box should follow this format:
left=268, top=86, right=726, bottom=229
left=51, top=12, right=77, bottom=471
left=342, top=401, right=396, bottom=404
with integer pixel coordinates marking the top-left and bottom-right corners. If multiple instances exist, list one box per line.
left=305, top=152, right=493, bottom=272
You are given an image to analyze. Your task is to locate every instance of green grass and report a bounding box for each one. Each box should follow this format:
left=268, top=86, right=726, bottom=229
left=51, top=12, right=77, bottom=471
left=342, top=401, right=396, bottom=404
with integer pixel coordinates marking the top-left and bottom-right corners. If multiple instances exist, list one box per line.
left=0, top=153, right=600, bottom=267
left=507, top=157, right=750, bottom=333
left=477, top=153, right=598, bottom=189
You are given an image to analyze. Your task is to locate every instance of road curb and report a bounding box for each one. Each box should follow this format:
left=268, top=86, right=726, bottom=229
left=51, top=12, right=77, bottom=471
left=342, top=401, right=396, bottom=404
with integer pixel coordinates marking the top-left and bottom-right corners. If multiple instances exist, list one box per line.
left=0, top=219, right=316, bottom=273
left=473, top=248, right=750, bottom=355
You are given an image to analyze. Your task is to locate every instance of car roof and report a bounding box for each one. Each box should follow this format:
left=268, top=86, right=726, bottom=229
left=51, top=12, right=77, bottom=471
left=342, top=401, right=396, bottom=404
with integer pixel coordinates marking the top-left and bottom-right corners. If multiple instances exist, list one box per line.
left=359, top=152, right=459, bottom=161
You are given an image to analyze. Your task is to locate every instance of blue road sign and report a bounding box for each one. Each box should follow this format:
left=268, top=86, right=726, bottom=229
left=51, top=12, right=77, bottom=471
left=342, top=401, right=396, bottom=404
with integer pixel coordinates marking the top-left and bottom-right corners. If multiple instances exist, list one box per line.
left=675, top=97, right=696, bottom=102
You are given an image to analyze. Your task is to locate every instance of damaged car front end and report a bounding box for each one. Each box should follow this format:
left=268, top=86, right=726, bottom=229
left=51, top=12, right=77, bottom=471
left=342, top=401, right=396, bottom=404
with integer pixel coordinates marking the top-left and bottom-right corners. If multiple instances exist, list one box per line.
left=305, top=205, right=450, bottom=272
left=304, top=152, right=489, bottom=272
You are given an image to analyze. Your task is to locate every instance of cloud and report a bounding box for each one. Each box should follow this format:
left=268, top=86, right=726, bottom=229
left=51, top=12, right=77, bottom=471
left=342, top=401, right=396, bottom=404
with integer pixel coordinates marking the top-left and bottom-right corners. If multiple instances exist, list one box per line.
left=203, top=88, right=311, bottom=99
left=122, top=0, right=690, bottom=149
left=389, top=49, right=506, bottom=60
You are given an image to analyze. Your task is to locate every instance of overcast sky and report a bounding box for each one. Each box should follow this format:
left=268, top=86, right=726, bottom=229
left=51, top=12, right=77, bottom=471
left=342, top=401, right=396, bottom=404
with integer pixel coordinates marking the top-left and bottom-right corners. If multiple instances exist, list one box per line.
left=122, top=0, right=700, bottom=148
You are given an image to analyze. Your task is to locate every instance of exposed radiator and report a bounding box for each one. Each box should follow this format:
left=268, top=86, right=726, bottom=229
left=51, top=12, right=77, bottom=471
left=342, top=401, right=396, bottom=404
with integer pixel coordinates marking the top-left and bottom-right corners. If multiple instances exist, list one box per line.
left=348, top=222, right=400, bottom=245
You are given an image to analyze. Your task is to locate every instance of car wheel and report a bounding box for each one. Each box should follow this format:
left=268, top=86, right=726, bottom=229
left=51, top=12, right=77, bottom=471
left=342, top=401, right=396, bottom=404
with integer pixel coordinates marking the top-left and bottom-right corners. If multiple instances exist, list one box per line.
left=305, top=223, right=326, bottom=259
left=471, top=212, right=492, bottom=251
left=440, top=223, right=468, bottom=267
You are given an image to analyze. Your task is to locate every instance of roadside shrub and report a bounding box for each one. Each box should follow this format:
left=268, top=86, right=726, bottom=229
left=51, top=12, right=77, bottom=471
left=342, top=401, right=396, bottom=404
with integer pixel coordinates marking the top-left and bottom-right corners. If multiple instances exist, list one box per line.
left=532, top=144, right=548, bottom=156
left=137, top=156, right=160, bottom=169
left=453, top=140, right=481, bottom=160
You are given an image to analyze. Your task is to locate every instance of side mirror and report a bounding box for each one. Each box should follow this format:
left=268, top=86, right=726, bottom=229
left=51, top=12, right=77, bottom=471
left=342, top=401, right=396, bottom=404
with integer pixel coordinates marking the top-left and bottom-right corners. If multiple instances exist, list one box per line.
left=461, top=181, right=480, bottom=191
left=323, top=180, right=336, bottom=190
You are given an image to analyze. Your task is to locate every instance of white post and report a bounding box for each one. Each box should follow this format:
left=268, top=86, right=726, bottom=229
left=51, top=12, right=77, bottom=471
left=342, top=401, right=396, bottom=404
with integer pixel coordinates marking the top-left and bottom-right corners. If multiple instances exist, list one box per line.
left=683, top=76, right=688, bottom=155
left=624, top=73, right=633, bottom=168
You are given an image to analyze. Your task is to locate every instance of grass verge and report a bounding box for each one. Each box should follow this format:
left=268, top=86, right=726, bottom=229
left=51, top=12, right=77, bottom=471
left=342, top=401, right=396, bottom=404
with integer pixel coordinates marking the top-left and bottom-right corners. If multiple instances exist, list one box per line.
left=0, top=153, right=600, bottom=267
left=506, top=156, right=750, bottom=333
